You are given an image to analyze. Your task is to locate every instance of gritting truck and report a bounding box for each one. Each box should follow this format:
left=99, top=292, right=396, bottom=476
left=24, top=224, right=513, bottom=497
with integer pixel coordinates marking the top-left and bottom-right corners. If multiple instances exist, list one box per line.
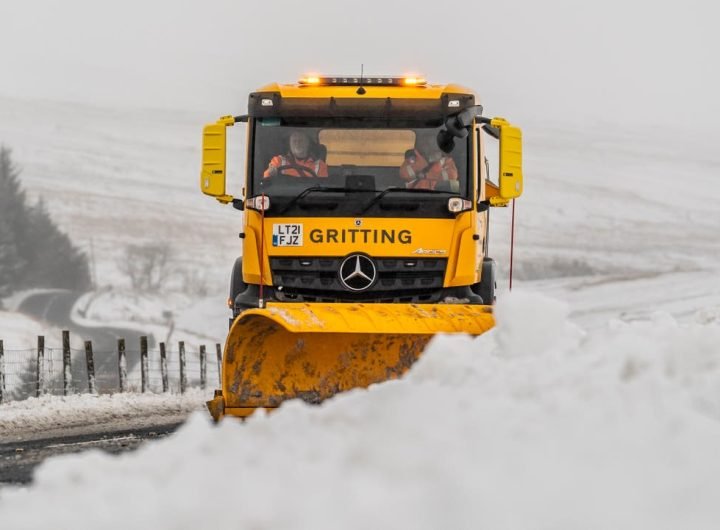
left=201, top=75, right=523, bottom=420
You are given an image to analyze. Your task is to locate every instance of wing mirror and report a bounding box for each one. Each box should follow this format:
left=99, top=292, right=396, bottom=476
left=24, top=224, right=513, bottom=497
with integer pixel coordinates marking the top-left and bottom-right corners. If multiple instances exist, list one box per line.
left=200, top=115, right=246, bottom=204
left=437, top=105, right=483, bottom=153
left=479, top=117, right=524, bottom=204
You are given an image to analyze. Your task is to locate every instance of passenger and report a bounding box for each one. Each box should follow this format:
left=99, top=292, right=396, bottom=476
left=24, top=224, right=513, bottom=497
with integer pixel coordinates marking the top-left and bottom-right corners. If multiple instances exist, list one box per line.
left=264, top=131, right=328, bottom=178
left=399, top=135, right=458, bottom=190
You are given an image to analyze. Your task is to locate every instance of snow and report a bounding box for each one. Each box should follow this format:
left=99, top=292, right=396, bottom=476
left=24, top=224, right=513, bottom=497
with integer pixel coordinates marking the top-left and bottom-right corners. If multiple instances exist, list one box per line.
left=0, top=311, right=62, bottom=350
left=71, top=290, right=230, bottom=349
left=1, top=56, right=720, bottom=529
left=0, top=95, right=243, bottom=294
left=0, top=390, right=208, bottom=440
left=2, top=292, right=720, bottom=529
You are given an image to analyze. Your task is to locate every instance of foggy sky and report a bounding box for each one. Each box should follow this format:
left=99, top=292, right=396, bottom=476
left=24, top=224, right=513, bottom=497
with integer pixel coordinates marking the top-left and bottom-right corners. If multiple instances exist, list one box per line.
left=1, top=0, right=718, bottom=132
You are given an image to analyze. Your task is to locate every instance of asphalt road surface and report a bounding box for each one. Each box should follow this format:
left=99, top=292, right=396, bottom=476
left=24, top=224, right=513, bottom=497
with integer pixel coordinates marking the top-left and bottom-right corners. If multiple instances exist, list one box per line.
left=0, top=421, right=183, bottom=485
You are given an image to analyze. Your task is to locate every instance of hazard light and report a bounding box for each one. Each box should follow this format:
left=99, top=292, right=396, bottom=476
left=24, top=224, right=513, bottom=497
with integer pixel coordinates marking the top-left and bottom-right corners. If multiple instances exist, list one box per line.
left=402, top=77, right=426, bottom=86
left=298, top=76, right=427, bottom=87
left=299, top=76, right=321, bottom=85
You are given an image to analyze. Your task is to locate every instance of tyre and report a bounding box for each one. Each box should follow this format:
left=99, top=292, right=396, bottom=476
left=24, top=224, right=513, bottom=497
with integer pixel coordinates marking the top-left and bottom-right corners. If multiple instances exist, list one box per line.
left=472, top=257, right=496, bottom=305
left=228, top=258, right=247, bottom=316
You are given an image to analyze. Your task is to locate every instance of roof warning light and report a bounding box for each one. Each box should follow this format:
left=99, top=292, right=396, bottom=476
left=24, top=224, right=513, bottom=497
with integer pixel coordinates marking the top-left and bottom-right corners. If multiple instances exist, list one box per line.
left=298, top=75, right=427, bottom=87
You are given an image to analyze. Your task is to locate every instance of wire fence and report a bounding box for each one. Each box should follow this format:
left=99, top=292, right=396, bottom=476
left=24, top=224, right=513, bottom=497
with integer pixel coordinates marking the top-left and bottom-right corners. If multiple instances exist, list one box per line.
left=0, top=333, right=222, bottom=404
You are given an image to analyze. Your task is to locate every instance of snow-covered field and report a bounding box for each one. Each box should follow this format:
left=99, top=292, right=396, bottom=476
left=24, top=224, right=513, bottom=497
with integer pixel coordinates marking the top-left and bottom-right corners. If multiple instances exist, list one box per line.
left=1, top=94, right=720, bottom=527
left=70, top=289, right=231, bottom=351
left=2, top=293, right=720, bottom=529
left=0, top=95, right=242, bottom=295
left=0, top=310, right=68, bottom=350
left=2, top=95, right=719, bottom=338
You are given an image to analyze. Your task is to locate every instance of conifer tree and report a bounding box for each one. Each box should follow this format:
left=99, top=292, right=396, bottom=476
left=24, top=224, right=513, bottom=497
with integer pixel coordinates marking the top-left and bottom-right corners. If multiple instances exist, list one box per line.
left=0, top=145, right=91, bottom=297
left=0, top=217, right=21, bottom=299
left=0, top=147, right=25, bottom=297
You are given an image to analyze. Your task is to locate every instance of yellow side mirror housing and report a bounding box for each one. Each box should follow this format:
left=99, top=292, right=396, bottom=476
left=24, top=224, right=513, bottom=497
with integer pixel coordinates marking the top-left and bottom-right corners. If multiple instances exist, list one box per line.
left=490, top=117, right=523, bottom=200
left=200, top=116, right=235, bottom=204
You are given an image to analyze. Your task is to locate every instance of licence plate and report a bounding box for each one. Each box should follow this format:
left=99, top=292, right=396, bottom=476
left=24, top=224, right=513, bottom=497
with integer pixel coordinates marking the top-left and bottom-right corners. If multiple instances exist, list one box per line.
left=272, top=223, right=303, bottom=247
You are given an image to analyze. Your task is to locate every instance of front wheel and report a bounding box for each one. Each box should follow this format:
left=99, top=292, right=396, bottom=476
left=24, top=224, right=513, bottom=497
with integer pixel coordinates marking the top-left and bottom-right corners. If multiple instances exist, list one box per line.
left=228, top=258, right=247, bottom=325
left=472, top=257, right=496, bottom=305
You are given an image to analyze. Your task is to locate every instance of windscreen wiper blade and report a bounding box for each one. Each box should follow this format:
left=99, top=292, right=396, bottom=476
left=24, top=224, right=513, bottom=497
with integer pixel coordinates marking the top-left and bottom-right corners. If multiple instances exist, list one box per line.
left=279, top=186, right=370, bottom=215
left=359, top=187, right=454, bottom=215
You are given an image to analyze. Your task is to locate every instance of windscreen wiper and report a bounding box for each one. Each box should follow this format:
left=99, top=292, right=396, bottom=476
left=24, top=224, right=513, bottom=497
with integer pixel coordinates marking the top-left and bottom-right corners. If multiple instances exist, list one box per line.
left=279, top=186, right=370, bottom=215
left=359, top=187, right=454, bottom=215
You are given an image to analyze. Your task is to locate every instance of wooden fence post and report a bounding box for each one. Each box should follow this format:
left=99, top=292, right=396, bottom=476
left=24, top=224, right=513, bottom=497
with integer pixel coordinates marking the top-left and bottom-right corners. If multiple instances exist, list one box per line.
left=140, top=336, right=149, bottom=393
left=118, top=338, right=127, bottom=392
left=200, top=345, right=207, bottom=390
left=215, top=343, right=222, bottom=387
left=36, top=336, right=45, bottom=397
left=84, top=340, right=97, bottom=395
left=0, top=340, right=5, bottom=404
left=62, top=330, right=72, bottom=396
left=179, top=341, right=187, bottom=394
left=159, top=342, right=169, bottom=393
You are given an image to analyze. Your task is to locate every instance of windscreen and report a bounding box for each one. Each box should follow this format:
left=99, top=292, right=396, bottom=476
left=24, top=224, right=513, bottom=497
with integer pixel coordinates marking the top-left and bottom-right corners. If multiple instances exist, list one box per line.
left=250, top=118, right=470, bottom=218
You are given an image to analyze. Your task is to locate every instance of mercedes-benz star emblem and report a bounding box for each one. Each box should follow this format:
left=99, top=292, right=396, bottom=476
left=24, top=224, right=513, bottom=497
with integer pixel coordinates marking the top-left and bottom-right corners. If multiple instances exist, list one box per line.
left=339, top=254, right=377, bottom=291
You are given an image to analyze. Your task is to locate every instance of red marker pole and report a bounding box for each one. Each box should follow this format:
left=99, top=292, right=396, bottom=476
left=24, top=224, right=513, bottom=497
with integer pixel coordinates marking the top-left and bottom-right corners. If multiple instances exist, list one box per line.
left=258, top=193, right=266, bottom=308
left=509, top=198, right=516, bottom=291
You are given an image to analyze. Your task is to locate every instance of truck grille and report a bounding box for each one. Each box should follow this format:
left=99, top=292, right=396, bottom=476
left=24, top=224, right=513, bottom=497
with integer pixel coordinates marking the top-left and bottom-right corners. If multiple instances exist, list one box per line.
left=270, top=256, right=447, bottom=303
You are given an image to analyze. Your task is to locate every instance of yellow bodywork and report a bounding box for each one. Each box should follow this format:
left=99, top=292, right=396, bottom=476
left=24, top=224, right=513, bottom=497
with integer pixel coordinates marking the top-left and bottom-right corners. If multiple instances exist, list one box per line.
left=201, top=77, right=523, bottom=421
left=241, top=212, right=482, bottom=288
left=207, top=302, right=494, bottom=420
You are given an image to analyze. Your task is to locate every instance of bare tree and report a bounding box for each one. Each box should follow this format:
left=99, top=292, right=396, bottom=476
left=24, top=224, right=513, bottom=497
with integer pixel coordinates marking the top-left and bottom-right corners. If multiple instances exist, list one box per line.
left=178, top=267, right=210, bottom=297
left=118, top=242, right=172, bottom=292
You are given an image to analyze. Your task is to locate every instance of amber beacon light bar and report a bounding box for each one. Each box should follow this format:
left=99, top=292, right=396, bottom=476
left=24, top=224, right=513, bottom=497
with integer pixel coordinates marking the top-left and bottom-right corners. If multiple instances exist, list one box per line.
left=298, top=75, right=427, bottom=86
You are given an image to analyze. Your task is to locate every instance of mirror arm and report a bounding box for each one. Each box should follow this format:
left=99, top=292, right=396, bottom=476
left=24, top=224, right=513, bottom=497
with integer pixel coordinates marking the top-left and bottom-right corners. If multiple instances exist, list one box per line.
left=481, top=123, right=500, bottom=139
left=216, top=115, right=236, bottom=126
left=488, top=197, right=510, bottom=207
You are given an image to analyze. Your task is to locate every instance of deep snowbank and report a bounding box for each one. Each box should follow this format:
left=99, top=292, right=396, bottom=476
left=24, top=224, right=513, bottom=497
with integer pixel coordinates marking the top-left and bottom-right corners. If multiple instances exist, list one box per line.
left=1, top=292, right=719, bottom=529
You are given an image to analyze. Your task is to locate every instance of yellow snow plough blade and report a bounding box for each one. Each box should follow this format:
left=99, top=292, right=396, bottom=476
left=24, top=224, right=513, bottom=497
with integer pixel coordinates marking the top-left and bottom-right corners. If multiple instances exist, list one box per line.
left=207, top=302, right=494, bottom=420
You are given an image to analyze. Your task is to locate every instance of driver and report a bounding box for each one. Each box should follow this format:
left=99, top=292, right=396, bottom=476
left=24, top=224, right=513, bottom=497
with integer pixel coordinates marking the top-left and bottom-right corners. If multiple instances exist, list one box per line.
left=263, top=131, right=328, bottom=178
left=399, top=134, right=458, bottom=190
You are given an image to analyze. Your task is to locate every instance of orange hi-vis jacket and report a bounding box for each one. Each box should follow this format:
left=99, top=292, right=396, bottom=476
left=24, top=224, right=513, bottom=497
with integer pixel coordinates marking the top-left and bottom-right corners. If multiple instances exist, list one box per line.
left=399, top=149, right=458, bottom=189
left=263, top=154, right=329, bottom=178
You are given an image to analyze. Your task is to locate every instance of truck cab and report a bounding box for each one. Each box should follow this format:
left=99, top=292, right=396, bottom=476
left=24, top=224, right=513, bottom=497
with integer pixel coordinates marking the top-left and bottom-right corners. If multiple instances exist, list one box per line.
left=201, top=75, right=522, bottom=319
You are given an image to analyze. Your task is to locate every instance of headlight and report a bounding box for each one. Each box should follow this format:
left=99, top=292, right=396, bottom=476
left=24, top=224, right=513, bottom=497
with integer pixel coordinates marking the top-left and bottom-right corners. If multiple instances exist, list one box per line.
left=447, top=197, right=472, bottom=213
left=245, top=195, right=270, bottom=211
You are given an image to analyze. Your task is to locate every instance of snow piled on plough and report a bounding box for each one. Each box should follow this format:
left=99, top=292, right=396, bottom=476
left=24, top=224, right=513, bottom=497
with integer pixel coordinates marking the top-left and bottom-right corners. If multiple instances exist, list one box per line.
left=2, top=292, right=720, bottom=529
